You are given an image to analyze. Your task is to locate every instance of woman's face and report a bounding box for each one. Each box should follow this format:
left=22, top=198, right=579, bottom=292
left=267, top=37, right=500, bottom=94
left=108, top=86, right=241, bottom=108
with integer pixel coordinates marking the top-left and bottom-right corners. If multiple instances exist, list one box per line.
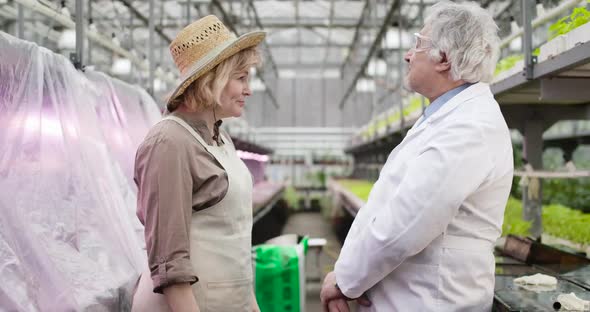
left=218, top=70, right=252, bottom=118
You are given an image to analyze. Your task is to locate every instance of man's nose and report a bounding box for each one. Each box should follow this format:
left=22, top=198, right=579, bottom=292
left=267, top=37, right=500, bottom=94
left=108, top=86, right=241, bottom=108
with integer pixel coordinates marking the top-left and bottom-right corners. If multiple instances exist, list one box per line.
left=404, top=50, right=412, bottom=63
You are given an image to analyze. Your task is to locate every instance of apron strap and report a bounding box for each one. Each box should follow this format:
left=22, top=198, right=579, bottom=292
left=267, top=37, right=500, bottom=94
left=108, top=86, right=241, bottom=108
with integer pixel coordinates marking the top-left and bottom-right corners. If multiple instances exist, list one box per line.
left=162, top=115, right=215, bottom=153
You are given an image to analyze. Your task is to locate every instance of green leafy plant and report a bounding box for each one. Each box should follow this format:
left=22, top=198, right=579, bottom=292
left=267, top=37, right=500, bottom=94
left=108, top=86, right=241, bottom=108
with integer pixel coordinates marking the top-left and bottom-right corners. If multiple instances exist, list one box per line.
left=543, top=203, right=590, bottom=244
left=338, top=179, right=374, bottom=201
left=360, top=95, right=428, bottom=139
left=495, top=49, right=540, bottom=76
left=495, top=54, right=524, bottom=75
left=549, top=6, right=590, bottom=40
left=502, top=197, right=590, bottom=245
left=283, top=186, right=299, bottom=210
left=502, top=197, right=532, bottom=236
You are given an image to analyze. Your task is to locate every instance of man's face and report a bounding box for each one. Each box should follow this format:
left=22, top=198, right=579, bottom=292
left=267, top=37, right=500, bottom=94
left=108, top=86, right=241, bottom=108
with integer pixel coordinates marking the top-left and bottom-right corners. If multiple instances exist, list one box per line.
left=403, top=27, right=436, bottom=93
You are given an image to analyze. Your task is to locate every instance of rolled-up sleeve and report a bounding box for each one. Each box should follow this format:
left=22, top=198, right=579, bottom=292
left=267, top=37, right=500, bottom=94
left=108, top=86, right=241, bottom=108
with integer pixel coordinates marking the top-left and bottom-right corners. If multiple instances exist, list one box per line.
left=135, top=133, right=198, bottom=294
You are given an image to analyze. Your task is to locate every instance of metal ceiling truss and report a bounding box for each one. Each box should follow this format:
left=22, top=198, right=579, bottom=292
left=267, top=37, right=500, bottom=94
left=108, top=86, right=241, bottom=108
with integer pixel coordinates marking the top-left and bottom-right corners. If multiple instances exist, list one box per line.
left=340, top=0, right=372, bottom=76
left=119, top=0, right=173, bottom=44
left=339, top=0, right=402, bottom=109
left=210, top=0, right=280, bottom=108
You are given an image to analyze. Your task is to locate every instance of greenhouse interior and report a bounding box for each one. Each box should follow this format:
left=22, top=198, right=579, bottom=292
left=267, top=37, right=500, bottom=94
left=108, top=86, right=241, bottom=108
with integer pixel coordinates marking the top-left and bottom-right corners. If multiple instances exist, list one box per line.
left=0, top=0, right=589, bottom=311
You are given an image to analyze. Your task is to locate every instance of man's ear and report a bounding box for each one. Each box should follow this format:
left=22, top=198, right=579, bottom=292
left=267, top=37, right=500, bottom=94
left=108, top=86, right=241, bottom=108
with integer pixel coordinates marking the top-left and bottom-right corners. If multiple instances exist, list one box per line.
left=435, top=52, right=451, bottom=73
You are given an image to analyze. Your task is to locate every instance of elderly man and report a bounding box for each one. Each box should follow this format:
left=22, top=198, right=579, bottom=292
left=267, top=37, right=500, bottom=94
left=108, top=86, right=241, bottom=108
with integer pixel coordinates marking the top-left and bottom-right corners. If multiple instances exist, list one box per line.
left=321, top=1, right=513, bottom=311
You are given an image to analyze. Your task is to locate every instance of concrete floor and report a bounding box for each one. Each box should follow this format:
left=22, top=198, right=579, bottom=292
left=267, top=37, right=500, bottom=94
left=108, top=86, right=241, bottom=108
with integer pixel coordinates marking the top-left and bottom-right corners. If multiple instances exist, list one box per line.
left=281, top=212, right=342, bottom=312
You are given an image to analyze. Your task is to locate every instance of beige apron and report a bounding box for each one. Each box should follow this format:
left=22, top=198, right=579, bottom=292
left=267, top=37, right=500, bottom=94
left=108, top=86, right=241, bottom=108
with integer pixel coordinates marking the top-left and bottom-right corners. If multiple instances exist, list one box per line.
left=132, top=115, right=254, bottom=312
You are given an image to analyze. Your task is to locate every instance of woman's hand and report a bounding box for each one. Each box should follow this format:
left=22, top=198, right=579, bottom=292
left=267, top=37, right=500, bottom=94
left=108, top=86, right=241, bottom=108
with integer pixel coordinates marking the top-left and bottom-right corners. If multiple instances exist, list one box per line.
left=163, top=283, right=200, bottom=312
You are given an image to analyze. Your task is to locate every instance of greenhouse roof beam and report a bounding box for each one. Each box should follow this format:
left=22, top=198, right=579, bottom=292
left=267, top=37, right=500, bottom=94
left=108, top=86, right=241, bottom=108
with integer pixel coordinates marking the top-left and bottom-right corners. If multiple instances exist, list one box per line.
left=270, top=43, right=357, bottom=48
left=118, top=0, right=173, bottom=44
left=275, top=62, right=342, bottom=68
left=339, top=0, right=402, bottom=109
left=340, top=0, right=371, bottom=74
left=211, top=0, right=279, bottom=108
left=88, top=20, right=370, bottom=30
left=246, top=0, right=279, bottom=77
left=320, top=0, right=336, bottom=72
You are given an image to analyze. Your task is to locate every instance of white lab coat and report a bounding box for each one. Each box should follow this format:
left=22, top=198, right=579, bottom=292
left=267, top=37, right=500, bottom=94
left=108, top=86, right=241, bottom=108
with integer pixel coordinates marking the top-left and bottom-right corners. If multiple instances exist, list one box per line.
left=335, top=83, right=513, bottom=311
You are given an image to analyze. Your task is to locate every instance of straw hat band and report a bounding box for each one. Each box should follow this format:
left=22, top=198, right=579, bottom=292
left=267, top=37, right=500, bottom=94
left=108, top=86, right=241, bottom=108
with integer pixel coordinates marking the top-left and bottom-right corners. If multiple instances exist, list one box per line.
left=180, top=38, right=235, bottom=81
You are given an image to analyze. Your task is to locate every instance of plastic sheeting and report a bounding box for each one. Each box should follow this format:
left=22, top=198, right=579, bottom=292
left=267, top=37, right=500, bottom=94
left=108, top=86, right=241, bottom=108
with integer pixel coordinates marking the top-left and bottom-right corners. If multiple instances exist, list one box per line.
left=0, top=32, right=160, bottom=311
left=85, top=71, right=162, bottom=190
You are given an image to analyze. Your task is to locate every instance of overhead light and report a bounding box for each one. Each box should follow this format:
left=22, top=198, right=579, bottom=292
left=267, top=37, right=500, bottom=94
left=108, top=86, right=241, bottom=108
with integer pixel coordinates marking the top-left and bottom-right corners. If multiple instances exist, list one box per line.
left=367, top=58, right=387, bottom=76
left=322, top=69, right=340, bottom=79
left=509, top=38, right=521, bottom=52
left=60, top=3, right=71, bottom=18
left=155, top=66, right=164, bottom=76
left=111, top=58, right=132, bottom=75
left=510, top=20, right=519, bottom=33
left=57, top=29, right=76, bottom=50
left=111, top=33, right=120, bottom=47
left=536, top=2, right=545, bottom=16
left=383, top=28, right=412, bottom=49
left=356, top=78, right=375, bottom=93
left=154, top=78, right=167, bottom=92
left=88, top=18, right=97, bottom=33
left=278, top=69, right=296, bottom=79
left=167, top=70, right=175, bottom=81
left=250, top=77, right=266, bottom=92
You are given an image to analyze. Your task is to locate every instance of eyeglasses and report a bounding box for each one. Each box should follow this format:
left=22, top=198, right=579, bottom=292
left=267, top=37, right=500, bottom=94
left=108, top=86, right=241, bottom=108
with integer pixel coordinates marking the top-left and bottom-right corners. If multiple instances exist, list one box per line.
left=413, top=33, right=432, bottom=52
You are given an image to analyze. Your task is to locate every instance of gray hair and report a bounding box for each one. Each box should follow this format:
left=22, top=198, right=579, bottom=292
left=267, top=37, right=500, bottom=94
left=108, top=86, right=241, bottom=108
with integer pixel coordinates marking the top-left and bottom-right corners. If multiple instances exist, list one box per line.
left=424, top=1, right=500, bottom=83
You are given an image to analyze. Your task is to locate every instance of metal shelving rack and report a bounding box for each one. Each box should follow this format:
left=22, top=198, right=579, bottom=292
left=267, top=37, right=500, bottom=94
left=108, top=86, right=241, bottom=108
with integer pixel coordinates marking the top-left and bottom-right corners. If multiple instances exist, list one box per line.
left=342, top=0, right=590, bottom=238
left=491, top=0, right=590, bottom=238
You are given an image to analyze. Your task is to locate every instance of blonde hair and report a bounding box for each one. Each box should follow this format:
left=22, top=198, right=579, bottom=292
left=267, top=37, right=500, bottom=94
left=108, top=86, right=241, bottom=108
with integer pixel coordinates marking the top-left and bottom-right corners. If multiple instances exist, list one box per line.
left=168, top=47, right=261, bottom=112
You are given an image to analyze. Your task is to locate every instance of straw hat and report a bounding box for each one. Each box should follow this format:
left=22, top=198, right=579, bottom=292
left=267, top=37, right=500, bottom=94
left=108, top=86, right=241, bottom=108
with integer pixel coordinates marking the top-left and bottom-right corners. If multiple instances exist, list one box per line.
left=167, top=15, right=265, bottom=105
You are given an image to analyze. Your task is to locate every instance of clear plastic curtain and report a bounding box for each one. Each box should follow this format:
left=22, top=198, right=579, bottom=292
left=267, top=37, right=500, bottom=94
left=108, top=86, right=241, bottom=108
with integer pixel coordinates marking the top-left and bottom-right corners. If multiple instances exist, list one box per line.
left=0, top=32, right=153, bottom=311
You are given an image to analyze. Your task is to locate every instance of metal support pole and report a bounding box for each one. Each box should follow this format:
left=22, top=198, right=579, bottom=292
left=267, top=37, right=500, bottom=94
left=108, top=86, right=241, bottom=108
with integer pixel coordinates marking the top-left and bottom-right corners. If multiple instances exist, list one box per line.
left=339, top=0, right=401, bottom=109
left=419, top=0, right=424, bottom=24
left=17, top=4, right=24, bottom=39
left=522, top=0, right=535, bottom=79
left=186, top=0, right=191, bottom=24
left=322, top=77, right=326, bottom=127
left=148, top=0, right=155, bottom=95
left=522, top=120, right=544, bottom=239
left=159, top=0, right=164, bottom=64
left=71, top=0, right=84, bottom=70
left=87, top=0, right=92, bottom=65
left=420, top=0, right=425, bottom=113
left=397, top=7, right=405, bottom=132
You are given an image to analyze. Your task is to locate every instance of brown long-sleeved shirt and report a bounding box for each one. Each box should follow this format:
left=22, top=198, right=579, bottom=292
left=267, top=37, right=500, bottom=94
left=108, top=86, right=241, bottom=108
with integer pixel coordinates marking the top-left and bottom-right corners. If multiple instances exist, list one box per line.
left=134, top=110, right=229, bottom=293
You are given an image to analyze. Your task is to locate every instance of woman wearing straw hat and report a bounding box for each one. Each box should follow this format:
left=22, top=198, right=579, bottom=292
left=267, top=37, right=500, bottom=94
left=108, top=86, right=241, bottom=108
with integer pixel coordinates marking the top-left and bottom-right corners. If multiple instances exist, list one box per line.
left=131, top=15, right=265, bottom=312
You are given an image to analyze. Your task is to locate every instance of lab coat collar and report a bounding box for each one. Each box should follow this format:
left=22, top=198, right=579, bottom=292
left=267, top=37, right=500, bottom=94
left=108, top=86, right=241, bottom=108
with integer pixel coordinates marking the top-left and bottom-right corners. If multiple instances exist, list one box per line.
left=407, top=82, right=490, bottom=136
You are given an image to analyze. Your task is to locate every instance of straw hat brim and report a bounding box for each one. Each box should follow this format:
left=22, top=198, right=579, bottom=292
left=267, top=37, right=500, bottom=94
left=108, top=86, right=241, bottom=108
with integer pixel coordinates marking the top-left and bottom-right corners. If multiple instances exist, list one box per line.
left=167, top=31, right=266, bottom=105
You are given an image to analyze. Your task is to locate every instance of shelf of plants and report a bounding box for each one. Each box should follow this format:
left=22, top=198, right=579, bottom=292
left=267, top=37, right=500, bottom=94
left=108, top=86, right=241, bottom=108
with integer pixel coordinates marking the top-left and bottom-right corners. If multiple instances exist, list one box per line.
left=331, top=179, right=590, bottom=247
left=492, top=4, right=590, bottom=100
